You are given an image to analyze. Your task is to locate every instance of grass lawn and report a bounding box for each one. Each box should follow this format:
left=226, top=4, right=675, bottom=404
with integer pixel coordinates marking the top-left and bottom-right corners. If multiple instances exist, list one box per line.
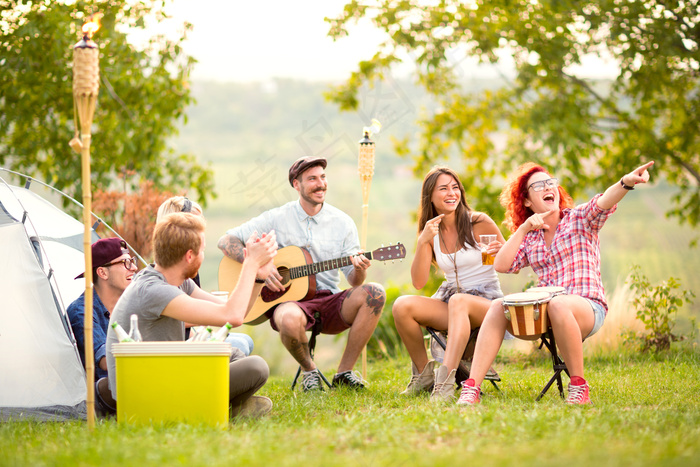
left=2, top=347, right=699, bottom=466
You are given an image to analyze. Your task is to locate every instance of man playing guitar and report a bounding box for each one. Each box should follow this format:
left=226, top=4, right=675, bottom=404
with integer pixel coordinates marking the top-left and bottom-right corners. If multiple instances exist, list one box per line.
left=217, top=156, right=386, bottom=391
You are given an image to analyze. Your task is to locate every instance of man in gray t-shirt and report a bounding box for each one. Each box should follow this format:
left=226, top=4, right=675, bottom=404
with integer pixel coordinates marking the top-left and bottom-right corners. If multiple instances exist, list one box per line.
left=106, top=212, right=278, bottom=418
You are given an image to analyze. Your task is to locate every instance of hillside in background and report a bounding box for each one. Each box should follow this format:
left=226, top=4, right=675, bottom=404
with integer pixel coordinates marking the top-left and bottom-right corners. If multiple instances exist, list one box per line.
left=172, top=78, right=700, bottom=335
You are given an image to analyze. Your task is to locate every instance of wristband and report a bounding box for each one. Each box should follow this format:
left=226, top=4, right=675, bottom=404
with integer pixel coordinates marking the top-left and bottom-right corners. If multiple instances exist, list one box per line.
left=620, top=178, right=635, bottom=190
left=255, top=278, right=265, bottom=284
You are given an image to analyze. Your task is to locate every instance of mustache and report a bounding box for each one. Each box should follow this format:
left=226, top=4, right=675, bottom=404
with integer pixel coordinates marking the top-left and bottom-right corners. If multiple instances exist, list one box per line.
left=312, top=188, right=326, bottom=193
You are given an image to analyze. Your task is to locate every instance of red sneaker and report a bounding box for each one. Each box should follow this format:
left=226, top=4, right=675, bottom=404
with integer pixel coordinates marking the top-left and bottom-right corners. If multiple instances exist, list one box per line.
left=457, top=379, right=481, bottom=406
left=566, top=382, right=591, bottom=405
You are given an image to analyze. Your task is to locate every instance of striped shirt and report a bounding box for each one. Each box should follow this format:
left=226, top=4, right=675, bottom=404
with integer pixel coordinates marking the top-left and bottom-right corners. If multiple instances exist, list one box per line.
left=507, top=194, right=616, bottom=311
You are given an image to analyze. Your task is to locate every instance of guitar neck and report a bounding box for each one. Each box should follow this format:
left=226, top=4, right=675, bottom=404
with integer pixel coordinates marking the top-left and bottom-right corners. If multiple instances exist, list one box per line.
left=289, top=251, right=374, bottom=280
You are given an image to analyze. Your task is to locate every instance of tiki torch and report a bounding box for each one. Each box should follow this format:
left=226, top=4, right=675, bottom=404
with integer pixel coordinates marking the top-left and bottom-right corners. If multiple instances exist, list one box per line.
left=71, top=12, right=102, bottom=430
left=358, top=119, right=381, bottom=379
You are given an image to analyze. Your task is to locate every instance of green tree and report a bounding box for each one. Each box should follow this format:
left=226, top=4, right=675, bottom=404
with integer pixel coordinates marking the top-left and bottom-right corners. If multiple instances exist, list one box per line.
left=0, top=0, right=214, bottom=204
left=326, top=0, right=700, bottom=229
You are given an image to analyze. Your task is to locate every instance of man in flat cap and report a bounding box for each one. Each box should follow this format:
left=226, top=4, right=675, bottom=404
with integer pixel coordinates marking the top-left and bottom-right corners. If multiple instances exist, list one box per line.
left=218, top=156, right=386, bottom=391
left=67, top=237, right=137, bottom=415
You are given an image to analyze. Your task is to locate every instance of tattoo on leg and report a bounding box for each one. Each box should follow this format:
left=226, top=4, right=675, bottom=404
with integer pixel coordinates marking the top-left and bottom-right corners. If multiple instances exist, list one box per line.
left=345, top=287, right=355, bottom=301
left=287, top=338, right=312, bottom=367
left=363, top=284, right=386, bottom=317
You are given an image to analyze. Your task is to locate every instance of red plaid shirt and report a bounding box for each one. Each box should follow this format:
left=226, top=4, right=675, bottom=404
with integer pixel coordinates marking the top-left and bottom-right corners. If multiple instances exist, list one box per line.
left=507, top=194, right=616, bottom=312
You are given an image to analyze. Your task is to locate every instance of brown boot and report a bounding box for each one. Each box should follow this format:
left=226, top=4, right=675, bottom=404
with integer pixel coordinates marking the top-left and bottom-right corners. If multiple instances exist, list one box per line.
left=230, top=395, right=273, bottom=419
left=400, top=360, right=435, bottom=395
left=430, top=365, right=457, bottom=403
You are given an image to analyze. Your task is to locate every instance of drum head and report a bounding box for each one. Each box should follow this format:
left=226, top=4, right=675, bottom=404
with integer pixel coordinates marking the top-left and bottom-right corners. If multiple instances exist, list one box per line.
left=527, top=286, right=566, bottom=296
left=503, top=291, right=551, bottom=305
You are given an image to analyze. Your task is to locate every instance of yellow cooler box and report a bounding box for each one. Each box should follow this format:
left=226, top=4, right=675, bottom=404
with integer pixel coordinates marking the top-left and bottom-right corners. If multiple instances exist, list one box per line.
left=112, top=341, right=231, bottom=426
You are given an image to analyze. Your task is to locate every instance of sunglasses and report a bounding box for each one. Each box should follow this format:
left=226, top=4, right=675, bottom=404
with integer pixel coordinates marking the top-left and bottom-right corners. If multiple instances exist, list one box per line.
left=527, top=178, right=558, bottom=192
left=101, top=257, right=137, bottom=270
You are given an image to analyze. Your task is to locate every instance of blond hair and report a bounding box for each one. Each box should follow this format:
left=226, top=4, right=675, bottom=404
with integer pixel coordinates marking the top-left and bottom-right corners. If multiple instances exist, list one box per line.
left=153, top=212, right=206, bottom=268
left=156, top=196, right=203, bottom=222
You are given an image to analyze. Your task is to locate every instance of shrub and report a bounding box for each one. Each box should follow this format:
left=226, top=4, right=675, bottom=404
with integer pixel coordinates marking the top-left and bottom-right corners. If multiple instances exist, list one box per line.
left=367, top=284, right=406, bottom=360
left=625, top=264, right=696, bottom=352
left=93, top=179, right=177, bottom=261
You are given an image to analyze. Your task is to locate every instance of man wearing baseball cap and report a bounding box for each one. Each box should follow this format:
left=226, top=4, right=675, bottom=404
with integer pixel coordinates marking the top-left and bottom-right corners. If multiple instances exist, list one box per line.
left=67, top=238, right=136, bottom=382
left=218, top=156, right=386, bottom=391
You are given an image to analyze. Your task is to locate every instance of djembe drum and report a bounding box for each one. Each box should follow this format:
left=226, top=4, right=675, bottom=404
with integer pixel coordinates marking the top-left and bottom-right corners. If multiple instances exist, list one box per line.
left=526, top=285, right=567, bottom=297
left=502, top=291, right=552, bottom=340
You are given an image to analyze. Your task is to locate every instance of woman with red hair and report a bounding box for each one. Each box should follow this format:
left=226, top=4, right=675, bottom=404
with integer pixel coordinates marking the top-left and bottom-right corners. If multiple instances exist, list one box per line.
left=457, top=160, right=654, bottom=406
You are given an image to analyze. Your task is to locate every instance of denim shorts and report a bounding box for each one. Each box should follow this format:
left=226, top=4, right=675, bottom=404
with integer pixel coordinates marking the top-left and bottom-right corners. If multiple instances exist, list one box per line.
left=585, top=298, right=607, bottom=339
left=431, top=279, right=504, bottom=303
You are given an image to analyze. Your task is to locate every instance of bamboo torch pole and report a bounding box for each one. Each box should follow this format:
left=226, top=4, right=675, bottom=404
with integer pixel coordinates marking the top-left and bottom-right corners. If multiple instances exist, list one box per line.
left=357, top=119, right=381, bottom=379
left=71, top=13, right=101, bottom=430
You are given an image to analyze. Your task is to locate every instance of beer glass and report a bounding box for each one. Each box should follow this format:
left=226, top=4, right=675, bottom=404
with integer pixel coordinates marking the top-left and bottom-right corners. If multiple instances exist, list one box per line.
left=480, top=234, right=497, bottom=265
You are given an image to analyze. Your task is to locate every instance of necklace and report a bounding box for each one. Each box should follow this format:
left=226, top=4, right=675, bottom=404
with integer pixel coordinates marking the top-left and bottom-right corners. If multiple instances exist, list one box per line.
left=439, top=230, right=460, bottom=291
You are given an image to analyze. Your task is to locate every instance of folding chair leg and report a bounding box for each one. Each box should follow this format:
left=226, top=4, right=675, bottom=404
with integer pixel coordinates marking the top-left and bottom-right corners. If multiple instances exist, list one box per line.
left=536, top=329, right=570, bottom=401
left=291, top=366, right=302, bottom=390
left=318, top=370, right=332, bottom=388
left=291, top=313, right=332, bottom=390
left=426, top=327, right=501, bottom=392
left=536, top=369, right=564, bottom=401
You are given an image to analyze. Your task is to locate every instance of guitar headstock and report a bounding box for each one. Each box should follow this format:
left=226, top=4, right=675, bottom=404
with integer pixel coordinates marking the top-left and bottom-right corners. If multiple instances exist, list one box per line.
left=371, top=243, right=407, bottom=261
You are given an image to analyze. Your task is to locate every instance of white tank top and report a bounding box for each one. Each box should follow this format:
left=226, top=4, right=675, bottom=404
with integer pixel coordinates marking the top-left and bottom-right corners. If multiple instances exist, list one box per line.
left=433, top=235, right=498, bottom=289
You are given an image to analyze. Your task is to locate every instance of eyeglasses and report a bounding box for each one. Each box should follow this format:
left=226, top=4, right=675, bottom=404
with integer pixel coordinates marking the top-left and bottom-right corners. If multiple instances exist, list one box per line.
left=101, top=257, right=137, bottom=270
left=527, top=178, right=558, bottom=192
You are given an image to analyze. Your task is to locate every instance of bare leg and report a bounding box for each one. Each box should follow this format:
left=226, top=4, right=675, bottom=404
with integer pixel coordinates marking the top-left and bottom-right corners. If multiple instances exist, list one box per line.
left=442, top=293, right=490, bottom=370
left=547, top=295, right=595, bottom=378
left=337, top=283, right=386, bottom=373
left=392, top=295, right=449, bottom=372
left=468, top=299, right=508, bottom=387
left=272, top=303, right=315, bottom=371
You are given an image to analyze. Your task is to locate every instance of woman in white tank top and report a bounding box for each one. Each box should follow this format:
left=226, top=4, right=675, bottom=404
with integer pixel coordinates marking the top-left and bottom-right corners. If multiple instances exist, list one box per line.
left=392, top=167, right=505, bottom=401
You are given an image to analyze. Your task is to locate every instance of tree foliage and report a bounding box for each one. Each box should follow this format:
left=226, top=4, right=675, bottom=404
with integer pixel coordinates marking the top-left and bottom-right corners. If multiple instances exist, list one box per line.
left=0, top=0, right=215, bottom=205
left=93, top=178, right=176, bottom=261
left=326, top=0, right=700, bottom=229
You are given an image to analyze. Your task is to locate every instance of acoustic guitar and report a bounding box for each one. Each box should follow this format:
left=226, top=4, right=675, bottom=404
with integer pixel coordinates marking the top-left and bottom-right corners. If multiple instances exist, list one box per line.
left=218, top=244, right=406, bottom=325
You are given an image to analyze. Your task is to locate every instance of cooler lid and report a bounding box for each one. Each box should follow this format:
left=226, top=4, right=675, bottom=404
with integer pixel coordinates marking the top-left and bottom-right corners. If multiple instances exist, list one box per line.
left=111, top=341, right=232, bottom=356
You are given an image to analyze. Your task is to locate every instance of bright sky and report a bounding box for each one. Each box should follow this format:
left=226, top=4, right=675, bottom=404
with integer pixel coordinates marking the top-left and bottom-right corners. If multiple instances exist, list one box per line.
left=151, top=0, right=618, bottom=83
left=161, top=0, right=387, bottom=83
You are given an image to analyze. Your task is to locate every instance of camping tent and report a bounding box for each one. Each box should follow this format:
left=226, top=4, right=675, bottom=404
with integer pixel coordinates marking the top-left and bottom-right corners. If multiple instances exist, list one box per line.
left=0, top=170, right=99, bottom=421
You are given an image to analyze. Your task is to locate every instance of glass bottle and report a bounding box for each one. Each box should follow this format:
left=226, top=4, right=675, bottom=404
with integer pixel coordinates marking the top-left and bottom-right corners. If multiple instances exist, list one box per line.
left=128, top=314, right=142, bottom=342
left=111, top=322, right=133, bottom=342
left=210, top=323, right=233, bottom=341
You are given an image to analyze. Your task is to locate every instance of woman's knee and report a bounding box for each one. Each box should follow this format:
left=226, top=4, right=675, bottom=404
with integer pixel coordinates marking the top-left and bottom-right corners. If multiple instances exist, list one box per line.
left=392, top=295, right=408, bottom=319
left=392, top=295, right=418, bottom=322
left=447, top=294, right=470, bottom=312
left=484, top=299, right=508, bottom=326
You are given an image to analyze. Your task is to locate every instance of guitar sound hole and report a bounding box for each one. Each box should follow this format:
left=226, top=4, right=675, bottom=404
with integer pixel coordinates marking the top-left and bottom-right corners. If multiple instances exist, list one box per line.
left=260, top=267, right=291, bottom=303
left=261, top=285, right=291, bottom=303
left=278, top=267, right=291, bottom=286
